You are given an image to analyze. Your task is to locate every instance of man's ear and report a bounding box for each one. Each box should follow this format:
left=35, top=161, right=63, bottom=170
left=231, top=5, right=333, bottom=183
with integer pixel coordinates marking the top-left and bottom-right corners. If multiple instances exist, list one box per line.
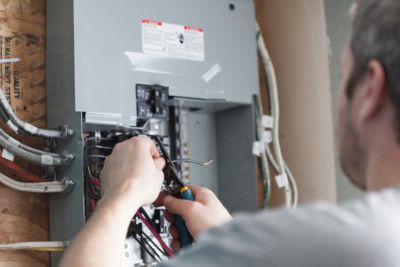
left=359, top=60, right=387, bottom=122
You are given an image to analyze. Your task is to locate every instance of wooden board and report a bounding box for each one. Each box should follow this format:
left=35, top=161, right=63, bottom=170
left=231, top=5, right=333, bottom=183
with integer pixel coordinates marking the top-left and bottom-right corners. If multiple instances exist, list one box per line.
left=0, top=0, right=50, bottom=266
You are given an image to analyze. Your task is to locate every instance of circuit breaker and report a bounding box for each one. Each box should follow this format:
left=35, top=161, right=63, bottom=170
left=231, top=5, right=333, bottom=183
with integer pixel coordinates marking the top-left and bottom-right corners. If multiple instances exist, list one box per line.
left=46, top=0, right=259, bottom=265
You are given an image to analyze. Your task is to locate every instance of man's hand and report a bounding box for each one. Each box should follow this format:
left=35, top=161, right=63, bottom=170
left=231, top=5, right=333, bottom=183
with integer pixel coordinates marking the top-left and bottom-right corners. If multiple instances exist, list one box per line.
left=163, top=185, right=232, bottom=250
left=99, top=136, right=165, bottom=211
left=60, top=136, right=165, bottom=267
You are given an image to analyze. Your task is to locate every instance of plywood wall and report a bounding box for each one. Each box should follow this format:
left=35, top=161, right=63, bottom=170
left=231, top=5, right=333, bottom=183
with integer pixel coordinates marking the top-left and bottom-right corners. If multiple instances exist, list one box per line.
left=0, top=0, right=49, bottom=266
left=255, top=0, right=337, bottom=205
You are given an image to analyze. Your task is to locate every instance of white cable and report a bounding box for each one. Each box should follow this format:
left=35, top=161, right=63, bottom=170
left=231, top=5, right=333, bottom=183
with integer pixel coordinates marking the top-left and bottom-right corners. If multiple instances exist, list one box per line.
left=0, top=127, right=72, bottom=166
left=255, top=96, right=272, bottom=207
left=0, top=172, right=72, bottom=193
left=256, top=23, right=293, bottom=208
left=0, top=58, right=20, bottom=64
left=0, top=89, right=72, bottom=139
left=0, top=241, right=69, bottom=251
left=266, top=145, right=298, bottom=208
left=0, top=75, right=73, bottom=139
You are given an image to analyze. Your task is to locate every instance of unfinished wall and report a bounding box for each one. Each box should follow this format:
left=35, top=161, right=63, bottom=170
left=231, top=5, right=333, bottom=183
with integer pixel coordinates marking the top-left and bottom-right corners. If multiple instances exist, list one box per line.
left=0, top=1, right=49, bottom=266
left=255, top=0, right=337, bottom=205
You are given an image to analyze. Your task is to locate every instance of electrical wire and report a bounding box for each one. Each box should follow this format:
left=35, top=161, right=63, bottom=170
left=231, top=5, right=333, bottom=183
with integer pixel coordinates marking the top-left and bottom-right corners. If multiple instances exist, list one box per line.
left=0, top=172, right=72, bottom=193
left=0, top=128, right=59, bottom=157
left=0, top=149, right=44, bottom=182
left=0, top=241, right=69, bottom=251
left=139, top=232, right=165, bottom=261
left=254, top=95, right=272, bottom=207
left=140, top=229, right=167, bottom=257
left=256, top=22, right=293, bottom=208
left=265, top=145, right=299, bottom=208
left=171, top=158, right=213, bottom=166
left=30, top=248, right=65, bottom=252
left=135, top=212, right=174, bottom=257
left=255, top=95, right=298, bottom=208
left=132, top=234, right=161, bottom=262
left=0, top=86, right=73, bottom=139
left=0, top=127, right=73, bottom=166
left=139, top=208, right=158, bottom=230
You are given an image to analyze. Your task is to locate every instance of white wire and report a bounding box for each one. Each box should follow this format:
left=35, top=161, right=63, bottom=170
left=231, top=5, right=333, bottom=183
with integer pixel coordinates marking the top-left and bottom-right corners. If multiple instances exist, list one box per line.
left=0, top=58, right=20, bottom=64
left=256, top=22, right=293, bottom=208
left=0, top=60, right=72, bottom=139
left=0, top=129, right=66, bottom=166
left=0, top=241, right=69, bottom=250
left=0, top=172, right=70, bottom=193
left=265, top=145, right=298, bottom=208
left=255, top=96, right=272, bottom=207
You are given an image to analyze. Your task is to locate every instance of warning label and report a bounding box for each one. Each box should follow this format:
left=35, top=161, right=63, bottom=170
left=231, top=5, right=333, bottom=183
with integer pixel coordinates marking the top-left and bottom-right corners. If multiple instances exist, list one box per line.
left=142, top=20, right=205, bottom=61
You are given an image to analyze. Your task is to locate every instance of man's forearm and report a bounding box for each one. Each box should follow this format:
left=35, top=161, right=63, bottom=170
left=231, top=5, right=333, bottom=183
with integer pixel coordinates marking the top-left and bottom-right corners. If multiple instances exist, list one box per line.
left=60, top=195, right=140, bottom=267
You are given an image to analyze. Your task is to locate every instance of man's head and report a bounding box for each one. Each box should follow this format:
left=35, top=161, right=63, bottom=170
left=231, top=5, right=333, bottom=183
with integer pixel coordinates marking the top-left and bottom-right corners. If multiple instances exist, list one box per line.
left=337, top=0, right=400, bottom=190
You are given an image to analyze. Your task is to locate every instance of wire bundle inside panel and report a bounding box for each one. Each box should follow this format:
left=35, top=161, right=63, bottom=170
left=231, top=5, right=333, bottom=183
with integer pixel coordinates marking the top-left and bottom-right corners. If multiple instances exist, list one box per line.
left=84, top=131, right=173, bottom=265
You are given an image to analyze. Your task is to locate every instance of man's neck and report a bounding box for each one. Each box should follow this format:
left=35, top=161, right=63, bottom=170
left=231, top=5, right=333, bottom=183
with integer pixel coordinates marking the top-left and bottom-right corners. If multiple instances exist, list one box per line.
left=365, top=140, right=400, bottom=191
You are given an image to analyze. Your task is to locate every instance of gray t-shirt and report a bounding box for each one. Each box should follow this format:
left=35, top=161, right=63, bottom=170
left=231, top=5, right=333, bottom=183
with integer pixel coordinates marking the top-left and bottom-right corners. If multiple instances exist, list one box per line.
left=160, top=188, right=400, bottom=267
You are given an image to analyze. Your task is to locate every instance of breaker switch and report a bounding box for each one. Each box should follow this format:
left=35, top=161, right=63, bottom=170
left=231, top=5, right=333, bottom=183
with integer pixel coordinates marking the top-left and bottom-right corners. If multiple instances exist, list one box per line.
left=136, top=84, right=169, bottom=119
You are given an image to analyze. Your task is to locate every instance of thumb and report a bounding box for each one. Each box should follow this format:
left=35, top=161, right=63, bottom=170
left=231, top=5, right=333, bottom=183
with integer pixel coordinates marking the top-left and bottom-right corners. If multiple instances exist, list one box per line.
left=154, top=157, right=166, bottom=170
left=163, top=195, right=193, bottom=217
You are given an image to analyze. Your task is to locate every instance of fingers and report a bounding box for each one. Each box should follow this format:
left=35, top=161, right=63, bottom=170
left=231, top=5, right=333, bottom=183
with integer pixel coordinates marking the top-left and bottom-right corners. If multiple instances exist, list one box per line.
left=136, top=135, right=160, bottom=158
left=153, top=191, right=167, bottom=207
left=164, top=211, right=174, bottom=224
left=127, top=135, right=161, bottom=158
left=186, top=184, right=215, bottom=203
left=169, top=224, right=179, bottom=239
left=171, top=239, right=181, bottom=252
left=163, top=195, right=195, bottom=217
left=167, top=217, right=181, bottom=251
left=154, top=157, right=166, bottom=170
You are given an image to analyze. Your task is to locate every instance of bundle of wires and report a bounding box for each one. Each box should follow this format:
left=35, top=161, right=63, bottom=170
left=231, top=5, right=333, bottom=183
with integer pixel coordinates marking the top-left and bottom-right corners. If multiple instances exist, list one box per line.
left=0, top=148, right=43, bottom=182
left=0, top=172, right=70, bottom=193
left=87, top=175, right=101, bottom=214
left=134, top=209, right=174, bottom=261
left=256, top=23, right=299, bottom=209
left=0, top=60, right=74, bottom=253
left=0, top=59, right=73, bottom=139
left=85, top=171, right=174, bottom=261
left=0, top=125, right=72, bottom=167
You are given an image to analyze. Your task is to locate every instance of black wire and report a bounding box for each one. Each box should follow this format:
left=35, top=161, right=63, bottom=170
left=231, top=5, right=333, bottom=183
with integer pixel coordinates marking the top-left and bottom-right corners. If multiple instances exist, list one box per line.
left=139, top=232, right=164, bottom=261
left=141, top=230, right=167, bottom=257
left=132, top=234, right=160, bottom=262
left=139, top=207, right=158, bottom=230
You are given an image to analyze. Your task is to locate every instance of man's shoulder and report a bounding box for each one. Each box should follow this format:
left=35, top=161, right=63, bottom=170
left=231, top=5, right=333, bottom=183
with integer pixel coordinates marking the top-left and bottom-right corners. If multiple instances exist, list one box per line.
left=163, top=188, right=400, bottom=267
left=228, top=188, right=400, bottom=266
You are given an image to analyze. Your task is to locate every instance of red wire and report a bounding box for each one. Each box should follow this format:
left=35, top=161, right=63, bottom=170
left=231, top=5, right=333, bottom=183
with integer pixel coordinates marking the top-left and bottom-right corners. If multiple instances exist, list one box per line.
left=135, top=211, right=174, bottom=257
left=90, top=176, right=101, bottom=187
left=0, top=149, right=44, bottom=183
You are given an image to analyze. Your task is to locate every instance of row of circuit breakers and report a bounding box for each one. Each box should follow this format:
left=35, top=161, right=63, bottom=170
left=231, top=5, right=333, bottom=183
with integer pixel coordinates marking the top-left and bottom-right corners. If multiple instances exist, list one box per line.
left=46, top=0, right=260, bottom=266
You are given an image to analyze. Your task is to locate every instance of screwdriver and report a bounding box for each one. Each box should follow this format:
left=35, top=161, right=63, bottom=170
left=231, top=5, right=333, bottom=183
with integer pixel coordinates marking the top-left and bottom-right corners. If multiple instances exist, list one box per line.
left=152, top=136, right=194, bottom=247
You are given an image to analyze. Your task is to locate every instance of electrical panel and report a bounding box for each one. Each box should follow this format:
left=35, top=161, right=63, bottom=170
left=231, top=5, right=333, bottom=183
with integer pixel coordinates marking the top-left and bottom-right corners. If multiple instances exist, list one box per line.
left=47, top=0, right=259, bottom=265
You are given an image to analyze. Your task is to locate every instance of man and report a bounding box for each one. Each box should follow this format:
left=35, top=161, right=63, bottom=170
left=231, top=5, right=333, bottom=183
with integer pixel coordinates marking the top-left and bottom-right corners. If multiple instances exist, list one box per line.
left=60, top=0, right=400, bottom=266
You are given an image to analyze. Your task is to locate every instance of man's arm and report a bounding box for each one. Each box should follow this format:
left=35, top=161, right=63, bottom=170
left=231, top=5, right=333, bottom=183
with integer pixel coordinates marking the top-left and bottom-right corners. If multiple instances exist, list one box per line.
left=60, top=136, right=165, bottom=267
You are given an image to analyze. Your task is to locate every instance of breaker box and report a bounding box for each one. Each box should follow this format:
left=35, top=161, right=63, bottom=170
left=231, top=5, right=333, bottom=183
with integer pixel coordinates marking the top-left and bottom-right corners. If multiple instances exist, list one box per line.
left=46, top=0, right=259, bottom=265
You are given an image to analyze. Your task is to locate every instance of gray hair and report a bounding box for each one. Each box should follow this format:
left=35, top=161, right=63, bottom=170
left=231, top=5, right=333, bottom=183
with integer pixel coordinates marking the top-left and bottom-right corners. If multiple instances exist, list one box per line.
left=347, top=0, right=400, bottom=135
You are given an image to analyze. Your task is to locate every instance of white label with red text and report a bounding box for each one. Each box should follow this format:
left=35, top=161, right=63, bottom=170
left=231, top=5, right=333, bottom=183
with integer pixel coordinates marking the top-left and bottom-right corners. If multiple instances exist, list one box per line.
left=142, top=20, right=205, bottom=61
